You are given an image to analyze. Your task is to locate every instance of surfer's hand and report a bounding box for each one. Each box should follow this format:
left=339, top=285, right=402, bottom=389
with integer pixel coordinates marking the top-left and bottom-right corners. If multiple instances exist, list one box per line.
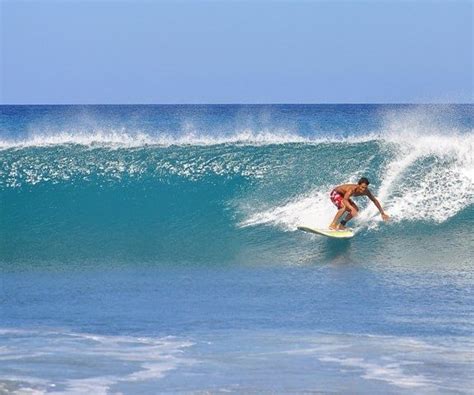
left=382, top=213, right=390, bottom=221
left=351, top=209, right=358, bottom=217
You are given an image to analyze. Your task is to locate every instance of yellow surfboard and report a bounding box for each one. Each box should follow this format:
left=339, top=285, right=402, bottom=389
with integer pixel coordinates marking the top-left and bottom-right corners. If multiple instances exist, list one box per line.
left=297, top=226, right=354, bottom=239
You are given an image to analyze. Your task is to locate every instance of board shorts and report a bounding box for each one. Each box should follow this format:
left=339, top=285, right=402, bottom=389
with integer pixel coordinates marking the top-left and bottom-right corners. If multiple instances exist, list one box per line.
left=330, top=189, right=344, bottom=209
left=330, top=189, right=356, bottom=210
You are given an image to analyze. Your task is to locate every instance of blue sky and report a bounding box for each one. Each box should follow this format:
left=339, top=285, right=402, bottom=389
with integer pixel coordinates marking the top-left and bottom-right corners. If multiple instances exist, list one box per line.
left=1, top=0, right=472, bottom=104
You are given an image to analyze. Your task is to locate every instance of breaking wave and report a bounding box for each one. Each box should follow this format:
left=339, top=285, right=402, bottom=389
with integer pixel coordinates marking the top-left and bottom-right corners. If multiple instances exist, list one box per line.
left=1, top=105, right=472, bottom=264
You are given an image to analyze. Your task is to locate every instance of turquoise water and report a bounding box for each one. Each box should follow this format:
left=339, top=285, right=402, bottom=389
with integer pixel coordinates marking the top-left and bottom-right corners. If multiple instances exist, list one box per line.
left=1, top=105, right=473, bottom=393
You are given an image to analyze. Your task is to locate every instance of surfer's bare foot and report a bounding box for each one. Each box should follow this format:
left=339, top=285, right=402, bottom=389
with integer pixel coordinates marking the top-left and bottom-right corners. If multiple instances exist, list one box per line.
left=329, top=224, right=338, bottom=230
left=337, top=224, right=347, bottom=230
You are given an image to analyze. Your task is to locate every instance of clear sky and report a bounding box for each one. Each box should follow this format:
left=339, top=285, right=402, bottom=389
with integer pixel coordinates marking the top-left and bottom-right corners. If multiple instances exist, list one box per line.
left=1, top=0, right=472, bottom=104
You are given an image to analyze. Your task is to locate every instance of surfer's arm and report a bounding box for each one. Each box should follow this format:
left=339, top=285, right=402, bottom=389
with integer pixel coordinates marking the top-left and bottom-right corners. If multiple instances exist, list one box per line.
left=367, top=190, right=389, bottom=221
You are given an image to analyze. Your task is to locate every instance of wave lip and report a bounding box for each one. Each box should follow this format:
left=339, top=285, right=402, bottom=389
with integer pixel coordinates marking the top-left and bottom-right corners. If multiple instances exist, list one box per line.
left=0, top=128, right=383, bottom=150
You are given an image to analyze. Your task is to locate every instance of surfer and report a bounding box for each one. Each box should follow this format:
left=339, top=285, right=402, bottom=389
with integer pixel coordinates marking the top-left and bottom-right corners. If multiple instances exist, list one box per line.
left=329, top=177, right=389, bottom=230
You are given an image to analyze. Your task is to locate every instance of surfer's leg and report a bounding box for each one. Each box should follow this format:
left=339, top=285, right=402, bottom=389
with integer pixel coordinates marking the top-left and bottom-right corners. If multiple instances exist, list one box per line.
left=329, top=191, right=347, bottom=229
left=329, top=207, right=347, bottom=230
left=340, top=213, right=352, bottom=228
left=337, top=210, right=350, bottom=229
left=340, top=201, right=358, bottom=228
left=350, top=200, right=359, bottom=212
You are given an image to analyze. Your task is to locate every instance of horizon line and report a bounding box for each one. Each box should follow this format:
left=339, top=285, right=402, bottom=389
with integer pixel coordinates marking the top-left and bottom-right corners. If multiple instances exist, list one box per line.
left=1, top=102, right=472, bottom=106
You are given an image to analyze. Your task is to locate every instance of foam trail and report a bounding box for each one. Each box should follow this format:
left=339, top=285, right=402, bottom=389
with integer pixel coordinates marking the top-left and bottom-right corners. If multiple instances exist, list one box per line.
left=239, top=190, right=335, bottom=231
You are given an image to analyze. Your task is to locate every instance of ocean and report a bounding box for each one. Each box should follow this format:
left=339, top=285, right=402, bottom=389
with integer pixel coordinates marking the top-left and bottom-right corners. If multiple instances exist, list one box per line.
left=1, top=104, right=473, bottom=394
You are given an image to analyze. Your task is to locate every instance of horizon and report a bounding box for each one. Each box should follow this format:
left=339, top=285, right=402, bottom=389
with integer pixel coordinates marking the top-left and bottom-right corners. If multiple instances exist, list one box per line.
left=2, top=102, right=473, bottom=106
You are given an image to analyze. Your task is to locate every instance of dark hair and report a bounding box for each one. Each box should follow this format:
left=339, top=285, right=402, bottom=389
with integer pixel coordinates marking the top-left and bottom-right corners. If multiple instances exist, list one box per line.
left=358, top=177, right=370, bottom=185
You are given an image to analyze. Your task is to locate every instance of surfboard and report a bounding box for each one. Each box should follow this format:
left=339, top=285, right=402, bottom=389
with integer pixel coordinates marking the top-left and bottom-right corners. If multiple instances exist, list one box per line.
left=297, top=226, right=354, bottom=239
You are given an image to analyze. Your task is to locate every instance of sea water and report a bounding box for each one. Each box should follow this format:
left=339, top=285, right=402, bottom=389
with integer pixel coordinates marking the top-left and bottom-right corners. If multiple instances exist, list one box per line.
left=1, top=104, right=473, bottom=394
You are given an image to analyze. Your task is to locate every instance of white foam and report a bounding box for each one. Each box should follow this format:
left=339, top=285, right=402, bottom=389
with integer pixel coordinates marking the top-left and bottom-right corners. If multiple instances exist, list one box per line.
left=0, top=328, right=194, bottom=395
left=282, top=333, right=451, bottom=390
left=239, top=190, right=336, bottom=231
left=358, top=112, right=474, bottom=227
left=319, top=356, right=433, bottom=388
left=0, top=128, right=379, bottom=150
left=1, top=328, right=471, bottom=393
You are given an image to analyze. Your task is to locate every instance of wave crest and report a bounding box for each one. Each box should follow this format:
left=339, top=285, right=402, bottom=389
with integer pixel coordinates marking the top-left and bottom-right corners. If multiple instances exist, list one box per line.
left=0, top=127, right=384, bottom=150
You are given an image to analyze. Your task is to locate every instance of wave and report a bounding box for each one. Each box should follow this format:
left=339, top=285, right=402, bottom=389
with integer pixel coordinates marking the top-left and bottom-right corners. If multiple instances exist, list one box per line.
left=2, top=132, right=472, bottom=222
left=1, top=107, right=473, bottom=263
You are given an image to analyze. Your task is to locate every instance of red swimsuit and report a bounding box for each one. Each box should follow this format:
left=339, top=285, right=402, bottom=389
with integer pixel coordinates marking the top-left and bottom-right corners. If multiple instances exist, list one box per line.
left=330, top=189, right=344, bottom=209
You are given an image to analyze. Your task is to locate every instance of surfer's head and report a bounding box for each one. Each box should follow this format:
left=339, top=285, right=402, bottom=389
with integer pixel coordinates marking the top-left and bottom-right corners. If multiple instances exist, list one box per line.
left=357, top=177, right=370, bottom=192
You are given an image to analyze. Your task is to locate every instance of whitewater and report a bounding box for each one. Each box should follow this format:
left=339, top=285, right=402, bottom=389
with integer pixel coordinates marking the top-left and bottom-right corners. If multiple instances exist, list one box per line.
left=1, top=104, right=473, bottom=394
